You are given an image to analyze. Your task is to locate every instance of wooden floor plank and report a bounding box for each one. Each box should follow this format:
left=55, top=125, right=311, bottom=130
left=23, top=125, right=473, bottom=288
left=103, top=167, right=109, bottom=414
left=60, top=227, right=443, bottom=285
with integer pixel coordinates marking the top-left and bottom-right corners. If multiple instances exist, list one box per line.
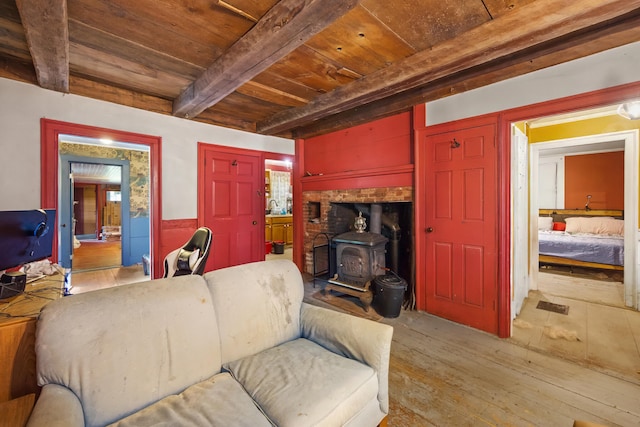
left=390, top=324, right=607, bottom=426
left=383, top=312, right=640, bottom=426
left=72, top=240, right=121, bottom=271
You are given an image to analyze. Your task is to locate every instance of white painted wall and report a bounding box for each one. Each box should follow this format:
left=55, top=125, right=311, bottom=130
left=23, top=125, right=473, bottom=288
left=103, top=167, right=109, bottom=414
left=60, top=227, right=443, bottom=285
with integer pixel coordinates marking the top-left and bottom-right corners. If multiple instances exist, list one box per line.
left=0, top=78, right=294, bottom=219
left=426, top=42, right=640, bottom=126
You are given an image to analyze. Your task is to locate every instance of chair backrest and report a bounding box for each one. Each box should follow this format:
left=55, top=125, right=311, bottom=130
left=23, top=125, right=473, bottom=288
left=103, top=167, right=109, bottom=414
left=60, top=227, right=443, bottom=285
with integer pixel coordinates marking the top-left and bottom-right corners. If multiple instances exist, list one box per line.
left=163, top=227, right=212, bottom=277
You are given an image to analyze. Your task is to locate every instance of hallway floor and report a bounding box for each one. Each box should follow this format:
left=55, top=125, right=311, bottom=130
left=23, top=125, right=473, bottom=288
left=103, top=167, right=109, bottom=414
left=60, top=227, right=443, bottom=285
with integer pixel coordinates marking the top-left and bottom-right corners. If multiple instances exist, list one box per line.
left=511, top=270, right=640, bottom=383
left=72, top=239, right=122, bottom=271
left=70, top=264, right=147, bottom=294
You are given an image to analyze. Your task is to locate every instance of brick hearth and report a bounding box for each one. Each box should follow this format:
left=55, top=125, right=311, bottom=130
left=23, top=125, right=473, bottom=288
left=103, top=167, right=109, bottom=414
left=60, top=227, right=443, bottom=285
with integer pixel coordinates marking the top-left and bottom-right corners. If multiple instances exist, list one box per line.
left=302, top=186, right=413, bottom=274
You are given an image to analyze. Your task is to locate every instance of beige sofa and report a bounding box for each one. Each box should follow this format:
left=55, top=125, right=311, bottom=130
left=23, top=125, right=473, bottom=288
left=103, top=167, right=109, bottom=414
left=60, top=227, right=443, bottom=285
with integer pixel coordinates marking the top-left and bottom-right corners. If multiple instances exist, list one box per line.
left=27, top=259, right=393, bottom=427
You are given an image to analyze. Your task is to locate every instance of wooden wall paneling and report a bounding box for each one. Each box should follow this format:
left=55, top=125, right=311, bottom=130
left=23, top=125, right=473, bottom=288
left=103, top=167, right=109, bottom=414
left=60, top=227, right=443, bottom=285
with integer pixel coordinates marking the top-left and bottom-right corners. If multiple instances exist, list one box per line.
left=303, top=112, right=412, bottom=176
left=0, top=318, right=38, bottom=402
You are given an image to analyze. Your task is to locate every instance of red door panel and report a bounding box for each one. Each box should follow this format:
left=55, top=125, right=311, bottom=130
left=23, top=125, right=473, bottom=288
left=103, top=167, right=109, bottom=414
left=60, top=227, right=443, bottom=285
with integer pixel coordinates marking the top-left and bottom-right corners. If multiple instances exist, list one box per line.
left=202, top=147, right=262, bottom=271
left=424, top=124, right=498, bottom=334
left=434, top=242, right=453, bottom=299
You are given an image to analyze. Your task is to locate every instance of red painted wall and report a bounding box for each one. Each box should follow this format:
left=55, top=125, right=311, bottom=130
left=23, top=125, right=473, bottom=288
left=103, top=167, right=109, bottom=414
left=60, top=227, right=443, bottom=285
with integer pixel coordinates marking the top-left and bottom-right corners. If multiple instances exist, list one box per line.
left=293, top=111, right=414, bottom=269
left=303, top=112, right=412, bottom=175
left=565, top=151, right=624, bottom=210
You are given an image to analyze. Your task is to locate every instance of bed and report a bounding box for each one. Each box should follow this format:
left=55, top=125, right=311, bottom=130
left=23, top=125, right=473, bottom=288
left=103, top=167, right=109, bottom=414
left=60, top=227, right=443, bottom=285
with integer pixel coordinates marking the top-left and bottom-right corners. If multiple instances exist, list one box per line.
left=538, top=209, right=624, bottom=271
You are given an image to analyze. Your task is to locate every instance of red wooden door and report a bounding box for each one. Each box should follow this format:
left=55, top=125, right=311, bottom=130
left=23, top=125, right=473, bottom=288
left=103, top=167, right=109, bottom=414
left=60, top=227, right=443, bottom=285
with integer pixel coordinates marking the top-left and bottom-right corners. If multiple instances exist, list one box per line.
left=423, top=124, right=498, bottom=333
left=202, top=148, right=263, bottom=271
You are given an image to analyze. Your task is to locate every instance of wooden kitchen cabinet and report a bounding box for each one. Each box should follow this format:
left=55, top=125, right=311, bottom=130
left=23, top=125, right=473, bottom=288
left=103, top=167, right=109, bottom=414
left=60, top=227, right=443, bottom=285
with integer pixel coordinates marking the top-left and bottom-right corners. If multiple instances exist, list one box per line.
left=265, top=215, right=293, bottom=245
left=285, top=221, right=294, bottom=244
left=265, top=221, right=272, bottom=241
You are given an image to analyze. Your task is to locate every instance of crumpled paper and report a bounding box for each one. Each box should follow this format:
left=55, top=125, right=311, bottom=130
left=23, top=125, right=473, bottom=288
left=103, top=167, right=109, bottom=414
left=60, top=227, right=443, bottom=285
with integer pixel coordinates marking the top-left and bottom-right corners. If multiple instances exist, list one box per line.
left=20, top=259, right=63, bottom=279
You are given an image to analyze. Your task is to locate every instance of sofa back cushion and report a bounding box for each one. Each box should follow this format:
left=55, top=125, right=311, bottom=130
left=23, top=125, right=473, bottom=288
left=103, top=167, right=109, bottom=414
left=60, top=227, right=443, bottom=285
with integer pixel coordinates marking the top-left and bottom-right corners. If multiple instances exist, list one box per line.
left=35, top=275, right=221, bottom=427
left=203, top=259, right=303, bottom=365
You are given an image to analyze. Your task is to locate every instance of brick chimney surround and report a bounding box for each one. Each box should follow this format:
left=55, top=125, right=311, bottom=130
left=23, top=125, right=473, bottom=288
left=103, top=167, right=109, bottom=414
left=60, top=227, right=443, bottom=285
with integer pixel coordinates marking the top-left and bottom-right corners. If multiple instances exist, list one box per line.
left=302, top=186, right=413, bottom=275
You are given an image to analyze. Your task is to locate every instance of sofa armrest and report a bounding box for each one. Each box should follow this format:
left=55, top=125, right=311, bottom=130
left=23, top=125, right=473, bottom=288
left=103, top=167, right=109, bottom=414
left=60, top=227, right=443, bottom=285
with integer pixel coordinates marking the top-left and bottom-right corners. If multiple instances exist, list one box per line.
left=300, top=302, right=393, bottom=413
left=27, top=384, right=84, bottom=427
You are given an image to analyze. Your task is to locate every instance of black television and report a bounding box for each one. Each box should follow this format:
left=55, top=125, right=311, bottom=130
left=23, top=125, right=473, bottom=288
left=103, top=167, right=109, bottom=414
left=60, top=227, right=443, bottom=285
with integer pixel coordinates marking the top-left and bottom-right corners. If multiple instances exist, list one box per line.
left=0, top=209, right=56, bottom=272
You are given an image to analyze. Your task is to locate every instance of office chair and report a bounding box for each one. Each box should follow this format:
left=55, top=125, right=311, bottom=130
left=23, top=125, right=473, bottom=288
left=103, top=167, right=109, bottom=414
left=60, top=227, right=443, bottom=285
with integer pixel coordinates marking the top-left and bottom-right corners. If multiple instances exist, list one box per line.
left=163, top=227, right=212, bottom=277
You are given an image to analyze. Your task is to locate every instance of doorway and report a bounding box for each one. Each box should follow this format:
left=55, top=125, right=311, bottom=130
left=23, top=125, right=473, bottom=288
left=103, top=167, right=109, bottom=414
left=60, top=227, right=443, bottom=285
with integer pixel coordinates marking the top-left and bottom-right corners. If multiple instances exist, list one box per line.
left=59, top=157, right=132, bottom=271
left=265, top=157, right=293, bottom=262
left=508, top=106, right=640, bottom=379
left=40, top=119, right=162, bottom=278
left=528, top=130, right=635, bottom=307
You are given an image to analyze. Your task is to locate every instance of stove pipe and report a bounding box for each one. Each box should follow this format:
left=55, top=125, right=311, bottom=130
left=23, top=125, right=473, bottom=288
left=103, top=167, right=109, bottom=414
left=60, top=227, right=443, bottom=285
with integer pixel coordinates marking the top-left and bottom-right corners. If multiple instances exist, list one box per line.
left=355, top=203, right=401, bottom=273
left=370, top=203, right=382, bottom=234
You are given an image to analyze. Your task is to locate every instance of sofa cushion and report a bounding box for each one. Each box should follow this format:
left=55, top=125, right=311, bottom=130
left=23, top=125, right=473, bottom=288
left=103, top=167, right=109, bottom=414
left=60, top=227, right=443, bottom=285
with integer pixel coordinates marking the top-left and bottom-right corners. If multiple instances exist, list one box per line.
left=224, top=338, right=378, bottom=427
left=35, top=275, right=222, bottom=427
left=108, top=372, right=272, bottom=427
left=203, top=259, right=304, bottom=364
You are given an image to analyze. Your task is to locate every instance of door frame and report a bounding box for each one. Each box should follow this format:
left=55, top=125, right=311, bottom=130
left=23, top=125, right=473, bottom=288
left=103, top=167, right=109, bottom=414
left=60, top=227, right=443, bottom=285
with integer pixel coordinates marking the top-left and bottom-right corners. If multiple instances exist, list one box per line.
left=500, top=81, right=640, bottom=335
left=264, top=151, right=295, bottom=257
left=528, top=130, right=638, bottom=309
left=59, top=155, right=131, bottom=269
left=40, top=119, right=163, bottom=277
left=510, top=125, right=529, bottom=320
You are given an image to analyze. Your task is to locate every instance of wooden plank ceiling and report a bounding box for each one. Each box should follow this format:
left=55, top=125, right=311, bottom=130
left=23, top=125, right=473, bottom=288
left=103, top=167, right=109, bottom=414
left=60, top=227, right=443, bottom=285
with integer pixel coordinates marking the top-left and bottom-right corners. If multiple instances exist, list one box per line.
left=1, top=0, right=639, bottom=138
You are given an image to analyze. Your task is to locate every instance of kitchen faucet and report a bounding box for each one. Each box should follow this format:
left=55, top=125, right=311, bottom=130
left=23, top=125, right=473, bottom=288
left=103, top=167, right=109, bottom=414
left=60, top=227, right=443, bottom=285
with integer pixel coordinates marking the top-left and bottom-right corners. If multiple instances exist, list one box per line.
left=269, top=199, right=279, bottom=214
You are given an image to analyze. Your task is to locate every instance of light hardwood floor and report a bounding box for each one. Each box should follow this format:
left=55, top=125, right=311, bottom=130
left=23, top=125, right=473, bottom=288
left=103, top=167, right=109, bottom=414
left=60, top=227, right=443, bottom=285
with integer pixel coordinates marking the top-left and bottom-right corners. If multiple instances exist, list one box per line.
left=72, top=239, right=121, bottom=271
left=306, top=275, right=640, bottom=427
left=380, top=309, right=639, bottom=426
left=511, top=270, right=640, bottom=384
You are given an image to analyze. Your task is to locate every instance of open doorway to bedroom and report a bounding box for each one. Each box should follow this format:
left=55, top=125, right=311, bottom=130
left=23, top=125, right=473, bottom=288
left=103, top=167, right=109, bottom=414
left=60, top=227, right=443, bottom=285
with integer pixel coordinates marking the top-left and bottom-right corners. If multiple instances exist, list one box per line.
left=530, top=129, right=629, bottom=308
left=526, top=116, right=636, bottom=309
left=509, top=103, right=640, bottom=379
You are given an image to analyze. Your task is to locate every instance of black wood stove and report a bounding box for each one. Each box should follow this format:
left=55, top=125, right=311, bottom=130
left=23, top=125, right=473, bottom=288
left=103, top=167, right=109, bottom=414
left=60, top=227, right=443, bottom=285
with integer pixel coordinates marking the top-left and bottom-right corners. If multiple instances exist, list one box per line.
left=324, top=212, right=388, bottom=311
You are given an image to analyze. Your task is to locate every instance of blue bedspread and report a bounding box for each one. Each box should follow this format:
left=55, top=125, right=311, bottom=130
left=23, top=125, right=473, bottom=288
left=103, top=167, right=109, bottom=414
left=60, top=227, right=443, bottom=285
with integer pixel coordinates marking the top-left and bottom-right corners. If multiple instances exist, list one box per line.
left=539, top=231, right=624, bottom=266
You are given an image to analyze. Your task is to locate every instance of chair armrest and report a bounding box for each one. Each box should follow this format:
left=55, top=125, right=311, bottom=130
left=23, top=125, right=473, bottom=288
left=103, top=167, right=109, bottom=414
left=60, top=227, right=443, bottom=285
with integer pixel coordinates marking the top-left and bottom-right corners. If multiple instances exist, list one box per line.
left=27, top=384, right=84, bottom=427
left=300, top=302, right=393, bottom=413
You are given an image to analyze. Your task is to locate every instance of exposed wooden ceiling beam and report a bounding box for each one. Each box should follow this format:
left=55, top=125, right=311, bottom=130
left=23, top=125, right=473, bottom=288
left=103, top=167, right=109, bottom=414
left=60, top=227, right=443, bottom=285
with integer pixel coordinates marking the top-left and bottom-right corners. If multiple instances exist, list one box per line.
left=15, top=0, right=69, bottom=92
left=172, top=0, right=360, bottom=119
left=258, top=0, right=640, bottom=135
left=293, top=10, right=640, bottom=138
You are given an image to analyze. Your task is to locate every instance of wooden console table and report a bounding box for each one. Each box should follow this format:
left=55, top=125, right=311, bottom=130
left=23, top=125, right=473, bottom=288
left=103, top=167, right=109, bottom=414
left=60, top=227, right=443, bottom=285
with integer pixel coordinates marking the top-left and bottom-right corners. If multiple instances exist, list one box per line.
left=0, top=274, right=64, bottom=422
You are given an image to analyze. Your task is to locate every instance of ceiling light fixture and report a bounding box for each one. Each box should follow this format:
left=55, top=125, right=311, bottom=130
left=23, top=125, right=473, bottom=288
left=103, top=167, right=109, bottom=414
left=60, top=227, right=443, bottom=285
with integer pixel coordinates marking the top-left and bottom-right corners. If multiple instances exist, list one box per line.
left=617, top=101, right=640, bottom=120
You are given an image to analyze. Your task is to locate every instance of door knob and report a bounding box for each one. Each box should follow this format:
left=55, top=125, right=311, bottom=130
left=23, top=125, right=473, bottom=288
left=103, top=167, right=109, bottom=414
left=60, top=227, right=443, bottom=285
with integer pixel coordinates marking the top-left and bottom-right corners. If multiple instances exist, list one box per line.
left=252, top=220, right=258, bottom=225
left=426, top=227, right=434, bottom=233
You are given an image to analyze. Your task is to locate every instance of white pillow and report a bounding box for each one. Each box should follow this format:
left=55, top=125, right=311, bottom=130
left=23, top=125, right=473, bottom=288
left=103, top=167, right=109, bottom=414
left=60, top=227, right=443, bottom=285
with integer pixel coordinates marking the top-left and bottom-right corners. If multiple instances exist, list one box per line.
left=175, top=248, right=201, bottom=272
left=538, top=216, right=553, bottom=231
left=189, top=248, right=201, bottom=270
left=565, top=217, right=624, bottom=236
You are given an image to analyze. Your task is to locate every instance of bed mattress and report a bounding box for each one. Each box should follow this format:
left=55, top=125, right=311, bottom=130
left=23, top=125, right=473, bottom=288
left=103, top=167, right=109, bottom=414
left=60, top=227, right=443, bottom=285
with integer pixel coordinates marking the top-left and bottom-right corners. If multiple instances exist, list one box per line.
left=538, top=231, right=624, bottom=266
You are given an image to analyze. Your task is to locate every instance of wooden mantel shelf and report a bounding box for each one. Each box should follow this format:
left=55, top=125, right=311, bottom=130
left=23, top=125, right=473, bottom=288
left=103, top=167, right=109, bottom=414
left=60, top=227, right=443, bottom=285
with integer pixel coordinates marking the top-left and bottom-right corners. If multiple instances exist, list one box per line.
left=301, top=164, right=414, bottom=192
